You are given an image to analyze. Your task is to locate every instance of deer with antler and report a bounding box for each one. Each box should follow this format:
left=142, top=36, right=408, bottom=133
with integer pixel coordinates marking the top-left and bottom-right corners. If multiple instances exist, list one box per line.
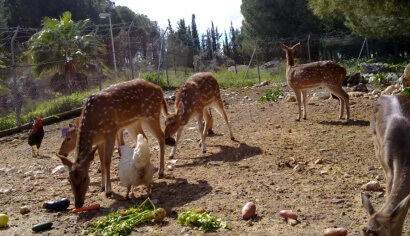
left=57, top=79, right=171, bottom=208
left=361, top=95, right=410, bottom=236
left=281, top=43, right=349, bottom=121
left=164, top=72, right=234, bottom=158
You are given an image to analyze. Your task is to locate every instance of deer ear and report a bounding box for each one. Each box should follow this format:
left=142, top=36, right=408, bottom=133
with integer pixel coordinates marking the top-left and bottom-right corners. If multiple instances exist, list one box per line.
left=292, top=42, right=301, bottom=49
left=391, top=193, right=410, bottom=223
left=74, top=117, right=80, bottom=127
left=361, top=192, right=376, bottom=215
left=58, top=156, right=73, bottom=171
left=280, top=44, right=288, bottom=51
left=177, top=101, right=185, bottom=116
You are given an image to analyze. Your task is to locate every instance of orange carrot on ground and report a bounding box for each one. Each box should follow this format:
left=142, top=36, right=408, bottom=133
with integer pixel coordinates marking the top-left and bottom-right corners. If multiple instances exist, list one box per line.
left=72, top=204, right=100, bottom=213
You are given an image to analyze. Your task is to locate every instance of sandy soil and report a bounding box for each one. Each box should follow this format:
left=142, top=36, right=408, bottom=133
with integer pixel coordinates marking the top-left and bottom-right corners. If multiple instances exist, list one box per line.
left=0, top=83, right=408, bottom=236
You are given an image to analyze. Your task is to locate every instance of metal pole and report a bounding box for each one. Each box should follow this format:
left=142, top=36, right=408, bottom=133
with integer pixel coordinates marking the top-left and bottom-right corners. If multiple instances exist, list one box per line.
left=366, top=38, right=370, bottom=59
left=256, top=50, right=260, bottom=83
left=165, top=51, right=169, bottom=86
left=93, top=26, right=102, bottom=90
left=108, top=15, right=118, bottom=78
left=11, top=26, right=21, bottom=127
left=241, top=48, right=256, bottom=86
left=307, top=35, right=311, bottom=62
left=127, top=21, right=135, bottom=80
left=157, top=28, right=168, bottom=85
left=357, top=38, right=367, bottom=61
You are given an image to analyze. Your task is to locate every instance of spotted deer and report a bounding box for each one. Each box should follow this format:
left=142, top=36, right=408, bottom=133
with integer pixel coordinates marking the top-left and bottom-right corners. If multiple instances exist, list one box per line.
left=164, top=72, right=234, bottom=158
left=57, top=79, right=170, bottom=208
left=361, top=95, right=410, bottom=235
left=281, top=43, right=349, bottom=121
left=57, top=117, right=146, bottom=158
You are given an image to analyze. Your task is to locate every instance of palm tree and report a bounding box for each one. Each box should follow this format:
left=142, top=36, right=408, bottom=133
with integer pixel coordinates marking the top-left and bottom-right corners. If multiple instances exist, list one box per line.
left=25, top=11, right=105, bottom=92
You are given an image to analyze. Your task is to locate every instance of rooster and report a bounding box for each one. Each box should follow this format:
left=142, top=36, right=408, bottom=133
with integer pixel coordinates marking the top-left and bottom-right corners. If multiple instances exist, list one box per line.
left=28, top=118, right=44, bottom=157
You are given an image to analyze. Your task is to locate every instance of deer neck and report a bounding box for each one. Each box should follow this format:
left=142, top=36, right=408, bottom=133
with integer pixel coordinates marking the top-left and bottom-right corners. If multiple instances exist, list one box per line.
left=76, top=97, right=97, bottom=164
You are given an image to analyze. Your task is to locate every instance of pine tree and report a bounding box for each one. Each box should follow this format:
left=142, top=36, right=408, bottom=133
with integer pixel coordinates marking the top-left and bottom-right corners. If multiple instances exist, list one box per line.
left=191, top=14, right=200, bottom=51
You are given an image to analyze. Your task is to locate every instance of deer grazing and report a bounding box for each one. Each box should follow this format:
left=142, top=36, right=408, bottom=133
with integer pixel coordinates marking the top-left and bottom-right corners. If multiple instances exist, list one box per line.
left=361, top=94, right=410, bottom=236
left=281, top=43, right=349, bottom=121
left=57, top=79, right=169, bottom=208
left=164, top=72, right=234, bottom=158
left=57, top=117, right=146, bottom=158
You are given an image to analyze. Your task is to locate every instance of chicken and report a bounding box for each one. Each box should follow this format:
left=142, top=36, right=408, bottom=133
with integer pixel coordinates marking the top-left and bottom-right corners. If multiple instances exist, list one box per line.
left=118, top=134, right=154, bottom=199
left=28, top=118, right=44, bottom=157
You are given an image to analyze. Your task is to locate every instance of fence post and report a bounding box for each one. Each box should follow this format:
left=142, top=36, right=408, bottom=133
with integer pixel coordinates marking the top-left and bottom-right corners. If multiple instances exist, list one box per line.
left=307, top=35, right=311, bottom=62
left=93, top=26, right=102, bottom=91
left=11, top=26, right=21, bottom=127
left=157, top=28, right=168, bottom=85
left=165, top=51, right=170, bottom=86
left=241, top=48, right=256, bottom=86
left=127, top=21, right=135, bottom=80
left=256, top=50, right=260, bottom=83
left=357, top=38, right=367, bottom=61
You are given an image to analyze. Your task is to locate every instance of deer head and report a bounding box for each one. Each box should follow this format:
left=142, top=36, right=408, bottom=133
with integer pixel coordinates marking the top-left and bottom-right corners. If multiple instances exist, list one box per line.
left=58, top=118, right=81, bottom=157
left=164, top=101, right=187, bottom=142
left=281, top=43, right=300, bottom=66
left=59, top=146, right=97, bottom=208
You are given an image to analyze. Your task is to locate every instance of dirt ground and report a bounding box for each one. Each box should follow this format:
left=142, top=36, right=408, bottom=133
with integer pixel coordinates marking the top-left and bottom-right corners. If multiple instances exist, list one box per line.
left=0, top=83, right=408, bottom=236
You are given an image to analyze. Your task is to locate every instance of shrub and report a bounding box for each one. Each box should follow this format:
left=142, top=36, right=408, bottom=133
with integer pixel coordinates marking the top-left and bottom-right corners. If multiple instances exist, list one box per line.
left=258, top=86, right=283, bottom=103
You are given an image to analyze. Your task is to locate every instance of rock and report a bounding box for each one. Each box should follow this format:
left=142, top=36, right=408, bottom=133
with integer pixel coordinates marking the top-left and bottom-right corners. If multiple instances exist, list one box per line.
left=382, top=84, right=401, bottom=95
left=288, top=218, right=299, bottom=226
left=375, top=175, right=383, bottom=181
left=386, top=73, right=399, bottom=82
left=260, top=80, right=269, bottom=86
left=314, top=159, right=323, bottom=165
left=330, top=199, right=345, bottom=204
left=348, top=91, right=364, bottom=97
left=167, top=165, right=173, bottom=171
left=261, top=60, right=279, bottom=69
left=228, top=65, right=247, bottom=72
left=285, top=94, right=296, bottom=102
left=52, top=165, right=66, bottom=174
left=361, top=62, right=389, bottom=74
left=312, top=92, right=331, bottom=100
left=275, top=124, right=281, bottom=128
left=20, top=206, right=30, bottom=214
left=0, top=188, right=12, bottom=194
left=344, top=72, right=361, bottom=86
left=401, top=63, right=410, bottom=87
left=371, top=89, right=381, bottom=95
left=293, top=165, right=301, bottom=172
left=362, top=180, right=383, bottom=191
left=353, top=83, right=368, bottom=92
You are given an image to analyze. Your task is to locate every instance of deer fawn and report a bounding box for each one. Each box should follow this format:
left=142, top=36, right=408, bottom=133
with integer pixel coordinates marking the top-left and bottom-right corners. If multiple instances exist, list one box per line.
left=57, top=79, right=169, bottom=208
left=164, top=72, right=234, bottom=158
left=57, top=117, right=146, bottom=158
left=361, top=95, right=410, bottom=236
left=281, top=43, right=349, bottom=121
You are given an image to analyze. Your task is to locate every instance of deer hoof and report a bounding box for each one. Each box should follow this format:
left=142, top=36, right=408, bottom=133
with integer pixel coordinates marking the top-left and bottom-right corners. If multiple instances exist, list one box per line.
left=169, top=155, right=174, bottom=159
left=303, top=117, right=306, bottom=120
left=101, top=186, right=105, bottom=192
left=165, top=136, right=176, bottom=146
left=208, top=129, right=215, bottom=135
left=202, top=150, right=206, bottom=154
left=231, top=137, right=235, bottom=141
left=158, top=173, right=164, bottom=179
left=295, top=118, right=300, bottom=122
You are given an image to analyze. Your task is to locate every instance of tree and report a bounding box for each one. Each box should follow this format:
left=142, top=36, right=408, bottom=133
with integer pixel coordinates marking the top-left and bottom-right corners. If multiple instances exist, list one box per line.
left=25, top=11, right=105, bottom=92
left=191, top=14, right=200, bottom=52
left=308, top=0, right=410, bottom=39
left=241, top=0, right=325, bottom=60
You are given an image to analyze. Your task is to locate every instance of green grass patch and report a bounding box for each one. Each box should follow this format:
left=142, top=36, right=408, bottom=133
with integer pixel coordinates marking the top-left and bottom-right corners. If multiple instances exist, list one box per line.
left=258, top=86, right=284, bottom=103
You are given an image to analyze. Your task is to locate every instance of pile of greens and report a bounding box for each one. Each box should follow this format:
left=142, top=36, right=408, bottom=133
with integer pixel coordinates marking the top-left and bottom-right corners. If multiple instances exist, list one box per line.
left=258, top=86, right=283, bottom=103
left=86, top=198, right=166, bottom=236
left=402, top=87, right=410, bottom=96
left=177, top=210, right=231, bottom=231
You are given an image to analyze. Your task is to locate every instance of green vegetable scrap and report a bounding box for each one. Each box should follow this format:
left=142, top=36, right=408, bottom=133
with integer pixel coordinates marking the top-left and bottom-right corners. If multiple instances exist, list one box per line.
left=177, top=210, right=231, bottom=231
left=85, top=198, right=165, bottom=236
left=258, top=86, right=283, bottom=103
left=402, top=87, right=410, bottom=96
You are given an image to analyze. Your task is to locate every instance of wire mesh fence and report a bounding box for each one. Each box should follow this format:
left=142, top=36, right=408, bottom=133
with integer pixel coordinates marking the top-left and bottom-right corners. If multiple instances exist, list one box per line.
left=0, top=22, right=379, bottom=131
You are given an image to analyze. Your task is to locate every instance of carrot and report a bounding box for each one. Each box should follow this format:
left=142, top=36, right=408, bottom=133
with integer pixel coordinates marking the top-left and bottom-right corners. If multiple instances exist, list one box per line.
left=72, top=204, right=100, bottom=213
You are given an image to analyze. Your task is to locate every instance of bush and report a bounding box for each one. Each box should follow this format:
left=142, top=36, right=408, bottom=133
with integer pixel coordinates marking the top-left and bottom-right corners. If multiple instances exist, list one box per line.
left=140, top=72, right=168, bottom=87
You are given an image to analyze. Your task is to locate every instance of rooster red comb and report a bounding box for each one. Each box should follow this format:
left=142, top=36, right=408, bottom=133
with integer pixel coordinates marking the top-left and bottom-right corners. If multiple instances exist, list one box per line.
left=36, top=118, right=43, bottom=126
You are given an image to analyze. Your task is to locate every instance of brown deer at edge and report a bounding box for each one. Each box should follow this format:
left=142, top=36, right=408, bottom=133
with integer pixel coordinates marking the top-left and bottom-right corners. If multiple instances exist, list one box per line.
left=361, top=95, right=410, bottom=236
left=281, top=43, right=349, bottom=121
left=58, top=79, right=170, bottom=208
left=164, top=72, right=234, bottom=158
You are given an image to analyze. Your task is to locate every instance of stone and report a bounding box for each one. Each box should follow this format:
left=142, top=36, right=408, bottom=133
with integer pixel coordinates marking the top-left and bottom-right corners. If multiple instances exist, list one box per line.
left=353, top=83, right=368, bottom=93
left=362, top=180, right=383, bottom=191
left=401, top=63, right=410, bottom=87
left=20, top=206, right=30, bottom=214
left=285, top=94, right=296, bottom=102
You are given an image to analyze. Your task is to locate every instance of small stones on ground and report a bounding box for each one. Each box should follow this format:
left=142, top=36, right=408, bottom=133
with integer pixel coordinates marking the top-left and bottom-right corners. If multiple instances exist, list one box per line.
left=362, top=180, right=383, bottom=191
left=52, top=165, right=66, bottom=174
left=288, top=218, right=299, bottom=226
left=275, top=124, right=281, bottom=128
left=293, top=165, right=301, bottom=172
left=375, top=175, right=383, bottom=181
left=20, top=206, right=30, bottom=215
left=330, top=199, right=345, bottom=204
left=320, top=170, right=328, bottom=175
left=167, top=165, right=173, bottom=171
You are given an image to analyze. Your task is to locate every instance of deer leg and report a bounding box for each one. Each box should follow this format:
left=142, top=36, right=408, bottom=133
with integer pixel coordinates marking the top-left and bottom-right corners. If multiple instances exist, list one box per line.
left=302, top=90, right=308, bottom=120
left=31, top=146, right=35, bottom=157
left=103, top=136, right=115, bottom=197
left=142, top=119, right=166, bottom=178
left=214, top=99, right=235, bottom=140
left=97, top=144, right=106, bottom=191
left=293, top=89, right=302, bottom=121
left=326, top=85, right=350, bottom=120
left=203, top=108, right=214, bottom=135
left=197, top=112, right=206, bottom=153
left=170, top=128, right=183, bottom=159
left=146, top=183, right=152, bottom=196
left=125, top=185, right=131, bottom=199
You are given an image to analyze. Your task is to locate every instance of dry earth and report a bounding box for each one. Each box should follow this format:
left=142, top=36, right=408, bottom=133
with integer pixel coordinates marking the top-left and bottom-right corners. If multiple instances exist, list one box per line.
left=1, top=83, right=409, bottom=236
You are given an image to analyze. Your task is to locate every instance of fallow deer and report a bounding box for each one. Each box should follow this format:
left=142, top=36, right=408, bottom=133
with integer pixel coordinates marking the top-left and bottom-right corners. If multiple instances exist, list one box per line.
left=58, top=79, right=170, bottom=208
left=361, top=94, right=410, bottom=236
left=164, top=72, right=234, bottom=158
left=281, top=43, right=349, bottom=121
left=57, top=117, right=147, bottom=158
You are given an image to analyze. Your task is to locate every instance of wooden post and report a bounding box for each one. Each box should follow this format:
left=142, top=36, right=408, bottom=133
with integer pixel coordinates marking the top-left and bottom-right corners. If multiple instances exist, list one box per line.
left=307, top=35, right=311, bottom=62
left=241, top=48, right=256, bottom=86
left=127, top=21, right=135, bottom=80
left=93, top=26, right=101, bottom=90
left=11, top=26, right=21, bottom=127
